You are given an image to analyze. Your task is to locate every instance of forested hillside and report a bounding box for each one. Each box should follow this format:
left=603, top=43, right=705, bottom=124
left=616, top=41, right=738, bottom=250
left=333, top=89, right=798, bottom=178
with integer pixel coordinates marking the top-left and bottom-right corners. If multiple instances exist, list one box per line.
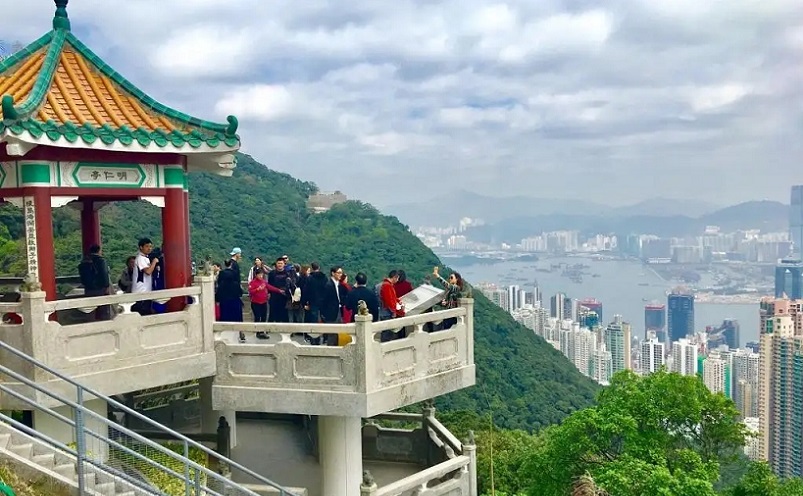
left=0, top=153, right=598, bottom=430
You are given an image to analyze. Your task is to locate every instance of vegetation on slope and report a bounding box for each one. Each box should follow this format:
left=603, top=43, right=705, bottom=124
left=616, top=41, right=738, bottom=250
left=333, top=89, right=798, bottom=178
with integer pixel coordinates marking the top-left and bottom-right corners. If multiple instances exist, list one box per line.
left=450, top=370, right=803, bottom=496
left=0, top=463, right=71, bottom=496
left=0, top=153, right=598, bottom=430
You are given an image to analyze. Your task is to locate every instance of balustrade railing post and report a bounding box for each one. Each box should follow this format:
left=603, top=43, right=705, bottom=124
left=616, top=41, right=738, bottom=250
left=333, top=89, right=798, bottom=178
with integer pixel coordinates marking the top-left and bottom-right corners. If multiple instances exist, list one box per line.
left=459, top=298, right=474, bottom=365
left=360, top=470, right=378, bottom=495
left=354, top=313, right=374, bottom=394
left=423, top=401, right=436, bottom=466
left=464, top=430, right=478, bottom=496
left=74, top=386, right=87, bottom=496
left=194, top=275, right=216, bottom=353
left=20, top=290, right=47, bottom=370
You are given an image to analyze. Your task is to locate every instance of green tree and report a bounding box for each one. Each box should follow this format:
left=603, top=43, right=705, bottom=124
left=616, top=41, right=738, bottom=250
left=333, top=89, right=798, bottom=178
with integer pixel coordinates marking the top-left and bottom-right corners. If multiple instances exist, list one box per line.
left=522, top=370, right=748, bottom=495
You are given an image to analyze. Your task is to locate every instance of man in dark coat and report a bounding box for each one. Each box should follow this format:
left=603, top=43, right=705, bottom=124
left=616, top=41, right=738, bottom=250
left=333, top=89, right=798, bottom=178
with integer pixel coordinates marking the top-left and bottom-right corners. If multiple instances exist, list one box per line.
left=344, top=272, right=379, bottom=322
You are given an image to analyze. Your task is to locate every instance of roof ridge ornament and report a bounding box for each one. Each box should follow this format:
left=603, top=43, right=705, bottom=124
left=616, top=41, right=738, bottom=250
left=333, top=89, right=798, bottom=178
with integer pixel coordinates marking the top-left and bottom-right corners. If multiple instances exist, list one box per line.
left=53, top=0, right=71, bottom=31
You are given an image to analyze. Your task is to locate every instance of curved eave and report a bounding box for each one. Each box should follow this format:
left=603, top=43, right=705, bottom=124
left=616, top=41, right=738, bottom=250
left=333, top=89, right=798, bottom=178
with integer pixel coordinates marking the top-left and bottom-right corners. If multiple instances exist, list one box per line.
left=0, top=129, right=239, bottom=176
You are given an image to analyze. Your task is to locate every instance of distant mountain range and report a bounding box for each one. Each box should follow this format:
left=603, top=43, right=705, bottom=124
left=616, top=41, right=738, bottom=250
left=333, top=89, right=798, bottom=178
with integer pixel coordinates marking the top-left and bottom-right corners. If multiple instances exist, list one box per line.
left=386, top=191, right=723, bottom=227
left=462, top=200, right=789, bottom=243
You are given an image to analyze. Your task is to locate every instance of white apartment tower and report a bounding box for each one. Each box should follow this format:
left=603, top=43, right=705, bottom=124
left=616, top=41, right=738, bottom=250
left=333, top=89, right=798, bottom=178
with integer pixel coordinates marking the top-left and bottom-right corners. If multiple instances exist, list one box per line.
left=671, top=338, right=699, bottom=376
left=592, top=344, right=613, bottom=385
left=640, top=338, right=666, bottom=375
left=703, top=351, right=727, bottom=394
left=572, top=327, right=598, bottom=378
left=605, top=316, right=632, bottom=375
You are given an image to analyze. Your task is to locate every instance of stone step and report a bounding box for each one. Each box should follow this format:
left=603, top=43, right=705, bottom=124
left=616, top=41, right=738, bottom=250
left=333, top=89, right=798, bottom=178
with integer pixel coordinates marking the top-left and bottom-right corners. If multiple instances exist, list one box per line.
left=8, top=442, right=33, bottom=459
left=93, top=481, right=116, bottom=494
left=0, top=433, right=10, bottom=450
left=53, top=463, right=77, bottom=479
left=31, top=452, right=55, bottom=469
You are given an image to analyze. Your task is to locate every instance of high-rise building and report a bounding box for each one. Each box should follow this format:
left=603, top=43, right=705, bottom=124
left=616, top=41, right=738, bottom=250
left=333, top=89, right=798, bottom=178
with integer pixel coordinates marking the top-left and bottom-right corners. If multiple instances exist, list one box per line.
left=706, top=319, right=741, bottom=349
left=578, top=298, right=603, bottom=324
left=592, top=344, right=612, bottom=385
left=668, top=291, right=694, bottom=342
left=775, top=259, right=803, bottom=299
left=508, top=285, right=523, bottom=312
left=790, top=185, right=803, bottom=256
left=550, top=293, right=572, bottom=321
left=640, top=338, right=665, bottom=375
left=572, top=327, right=598, bottom=378
left=671, top=338, right=698, bottom=376
left=605, top=316, right=632, bottom=375
left=577, top=306, right=600, bottom=330
left=758, top=298, right=803, bottom=476
left=702, top=351, right=728, bottom=395
left=645, top=304, right=666, bottom=340
left=732, top=349, right=760, bottom=418
left=480, top=284, right=509, bottom=312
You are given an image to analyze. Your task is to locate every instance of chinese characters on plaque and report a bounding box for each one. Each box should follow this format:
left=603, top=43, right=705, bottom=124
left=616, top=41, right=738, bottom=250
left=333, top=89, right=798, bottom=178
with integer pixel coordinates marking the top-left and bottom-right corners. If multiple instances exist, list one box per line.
left=77, top=167, right=142, bottom=186
left=23, top=196, right=39, bottom=280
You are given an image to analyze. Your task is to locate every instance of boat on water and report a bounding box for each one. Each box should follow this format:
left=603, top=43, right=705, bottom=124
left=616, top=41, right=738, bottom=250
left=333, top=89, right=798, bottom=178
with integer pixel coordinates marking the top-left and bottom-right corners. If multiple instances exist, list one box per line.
left=638, top=282, right=649, bottom=286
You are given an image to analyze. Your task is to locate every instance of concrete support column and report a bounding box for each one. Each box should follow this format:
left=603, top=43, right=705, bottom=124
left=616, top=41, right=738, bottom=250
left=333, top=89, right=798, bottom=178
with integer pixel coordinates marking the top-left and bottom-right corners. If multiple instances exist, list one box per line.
left=33, top=397, right=109, bottom=462
left=199, top=377, right=237, bottom=448
left=80, top=199, right=101, bottom=255
left=162, top=183, right=187, bottom=311
left=319, top=415, right=362, bottom=496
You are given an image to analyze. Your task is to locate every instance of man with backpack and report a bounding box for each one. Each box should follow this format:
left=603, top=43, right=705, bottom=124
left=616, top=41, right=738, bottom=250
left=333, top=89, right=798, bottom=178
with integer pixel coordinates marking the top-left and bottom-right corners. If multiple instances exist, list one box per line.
left=78, top=244, right=112, bottom=320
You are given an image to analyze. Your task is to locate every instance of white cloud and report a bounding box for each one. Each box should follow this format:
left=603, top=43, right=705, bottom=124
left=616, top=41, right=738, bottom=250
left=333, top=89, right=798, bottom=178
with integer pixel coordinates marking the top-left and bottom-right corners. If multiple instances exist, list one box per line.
left=215, top=85, right=299, bottom=122
left=0, top=0, right=800, bottom=206
left=151, top=25, right=256, bottom=78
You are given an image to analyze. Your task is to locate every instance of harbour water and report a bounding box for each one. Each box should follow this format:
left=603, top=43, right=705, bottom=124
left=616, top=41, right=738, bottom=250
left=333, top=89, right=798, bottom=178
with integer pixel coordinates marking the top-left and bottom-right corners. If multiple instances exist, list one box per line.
left=449, top=256, right=761, bottom=346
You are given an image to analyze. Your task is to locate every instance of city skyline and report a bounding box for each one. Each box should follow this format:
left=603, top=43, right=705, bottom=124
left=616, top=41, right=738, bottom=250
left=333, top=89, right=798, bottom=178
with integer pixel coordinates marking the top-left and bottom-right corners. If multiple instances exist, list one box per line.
left=3, top=1, right=802, bottom=207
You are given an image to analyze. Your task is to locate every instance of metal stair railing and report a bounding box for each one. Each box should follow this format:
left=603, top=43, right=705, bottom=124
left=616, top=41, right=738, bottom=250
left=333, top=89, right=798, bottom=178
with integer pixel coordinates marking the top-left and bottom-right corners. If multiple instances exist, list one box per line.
left=0, top=339, right=300, bottom=496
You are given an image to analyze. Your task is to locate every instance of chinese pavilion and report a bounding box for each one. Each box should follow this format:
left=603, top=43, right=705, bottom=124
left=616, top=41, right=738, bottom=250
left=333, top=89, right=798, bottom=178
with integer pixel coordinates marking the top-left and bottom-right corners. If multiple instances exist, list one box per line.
left=0, top=0, right=240, bottom=306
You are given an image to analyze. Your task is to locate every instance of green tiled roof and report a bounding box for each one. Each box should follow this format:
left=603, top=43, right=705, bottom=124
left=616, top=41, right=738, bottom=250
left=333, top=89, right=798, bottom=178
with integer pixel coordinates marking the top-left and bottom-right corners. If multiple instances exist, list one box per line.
left=0, top=0, right=240, bottom=152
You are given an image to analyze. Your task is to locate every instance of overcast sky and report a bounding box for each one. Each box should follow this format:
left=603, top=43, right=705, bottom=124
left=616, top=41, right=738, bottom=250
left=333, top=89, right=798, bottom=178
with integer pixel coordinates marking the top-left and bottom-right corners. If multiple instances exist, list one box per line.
left=4, top=1, right=803, bottom=207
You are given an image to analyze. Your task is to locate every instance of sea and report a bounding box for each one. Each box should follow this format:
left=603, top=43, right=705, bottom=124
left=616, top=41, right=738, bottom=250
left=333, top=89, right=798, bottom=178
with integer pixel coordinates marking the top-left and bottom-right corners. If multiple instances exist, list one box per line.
left=448, top=256, right=761, bottom=347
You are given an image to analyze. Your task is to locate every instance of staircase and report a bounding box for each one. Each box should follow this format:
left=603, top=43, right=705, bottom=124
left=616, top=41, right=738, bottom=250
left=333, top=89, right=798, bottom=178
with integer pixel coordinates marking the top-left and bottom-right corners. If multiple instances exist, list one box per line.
left=0, top=419, right=152, bottom=495
left=0, top=340, right=300, bottom=496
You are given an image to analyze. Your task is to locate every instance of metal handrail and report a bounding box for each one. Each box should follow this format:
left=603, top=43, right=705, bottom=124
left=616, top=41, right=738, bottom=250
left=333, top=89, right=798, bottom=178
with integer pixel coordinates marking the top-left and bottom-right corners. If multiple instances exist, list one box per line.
left=0, top=361, right=233, bottom=496
left=0, top=339, right=300, bottom=496
left=0, top=411, right=162, bottom=496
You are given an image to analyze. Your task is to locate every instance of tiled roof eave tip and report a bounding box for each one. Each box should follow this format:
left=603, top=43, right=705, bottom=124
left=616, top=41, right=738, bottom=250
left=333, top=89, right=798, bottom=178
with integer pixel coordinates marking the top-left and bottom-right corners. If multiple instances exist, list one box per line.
left=0, top=127, right=240, bottom=154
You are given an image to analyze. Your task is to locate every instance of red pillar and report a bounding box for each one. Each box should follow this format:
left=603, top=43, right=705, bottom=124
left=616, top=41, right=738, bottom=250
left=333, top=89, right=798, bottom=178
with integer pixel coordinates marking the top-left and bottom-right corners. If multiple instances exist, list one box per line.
left=184, top=189, right=192, bottom=286
left=32, top=189, right=56, bottom=301
left=80, top=199, right=101, bottom=255
left=162, top=188, right=187, bottom=311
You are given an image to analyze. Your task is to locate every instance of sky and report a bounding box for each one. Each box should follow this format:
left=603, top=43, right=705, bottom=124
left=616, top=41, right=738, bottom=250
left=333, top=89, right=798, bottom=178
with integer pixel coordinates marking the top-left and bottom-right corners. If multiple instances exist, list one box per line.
left=3, top=0, right=803, bottom=208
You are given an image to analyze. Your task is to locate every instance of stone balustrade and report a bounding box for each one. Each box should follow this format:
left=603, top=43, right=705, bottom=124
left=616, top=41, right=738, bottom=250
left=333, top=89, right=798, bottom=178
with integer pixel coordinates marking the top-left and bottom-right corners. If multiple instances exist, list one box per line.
left=361, top=411, right=476, bottom=496
left=212, top=299, right=476, bottom=418
left=0, top=276, right=218, bottom=408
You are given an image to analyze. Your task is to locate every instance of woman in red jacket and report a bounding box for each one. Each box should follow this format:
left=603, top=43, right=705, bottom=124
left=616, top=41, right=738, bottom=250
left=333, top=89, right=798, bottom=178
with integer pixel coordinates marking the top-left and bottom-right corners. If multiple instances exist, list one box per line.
left=339, top=272, right=353, bottom=323
left=248, top=269, right=281, bottom=340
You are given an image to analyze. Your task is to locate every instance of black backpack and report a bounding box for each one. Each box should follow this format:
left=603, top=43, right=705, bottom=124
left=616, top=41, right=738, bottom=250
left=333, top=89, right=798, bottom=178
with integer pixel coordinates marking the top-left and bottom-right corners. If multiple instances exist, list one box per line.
left=78, top=258, right=99, bottom=290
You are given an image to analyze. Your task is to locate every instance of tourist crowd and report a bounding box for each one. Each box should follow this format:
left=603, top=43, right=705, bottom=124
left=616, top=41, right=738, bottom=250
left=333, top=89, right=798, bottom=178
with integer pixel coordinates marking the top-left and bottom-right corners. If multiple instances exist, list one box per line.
left=71, top=239, right=471, bottom=344
left=211, top=248, right=471, bottom=344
